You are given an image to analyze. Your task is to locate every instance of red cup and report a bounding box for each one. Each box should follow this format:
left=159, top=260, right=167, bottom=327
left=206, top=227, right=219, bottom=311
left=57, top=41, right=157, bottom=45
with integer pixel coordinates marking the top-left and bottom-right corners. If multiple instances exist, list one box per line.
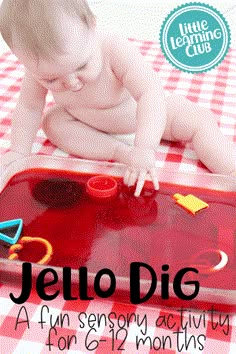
left=86, top=175, right=118, bottom=199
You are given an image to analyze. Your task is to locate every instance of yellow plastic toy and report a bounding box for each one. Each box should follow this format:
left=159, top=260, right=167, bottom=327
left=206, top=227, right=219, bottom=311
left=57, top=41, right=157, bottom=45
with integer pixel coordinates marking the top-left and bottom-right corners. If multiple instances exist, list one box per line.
left=173, top=193, right=209, bottom=215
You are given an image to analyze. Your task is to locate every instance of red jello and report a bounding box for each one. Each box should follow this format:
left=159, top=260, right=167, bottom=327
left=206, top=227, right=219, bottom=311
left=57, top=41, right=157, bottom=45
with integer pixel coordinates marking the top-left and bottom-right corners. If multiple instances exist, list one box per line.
left=0, top=168, right=235, bottom=294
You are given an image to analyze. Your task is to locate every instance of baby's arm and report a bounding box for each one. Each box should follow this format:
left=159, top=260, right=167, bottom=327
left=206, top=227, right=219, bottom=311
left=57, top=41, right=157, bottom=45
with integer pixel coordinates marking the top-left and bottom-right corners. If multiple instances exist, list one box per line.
left=109, top=35, right=167, bottom=195
left=1, top=71, right=47, bottom=166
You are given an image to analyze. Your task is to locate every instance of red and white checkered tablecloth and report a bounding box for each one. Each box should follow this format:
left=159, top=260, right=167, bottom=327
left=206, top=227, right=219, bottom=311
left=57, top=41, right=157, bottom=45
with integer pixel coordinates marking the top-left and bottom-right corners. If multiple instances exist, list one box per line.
left=0, top=40, right=236, bottom=353
left=1, top=40, right=236, bottom=172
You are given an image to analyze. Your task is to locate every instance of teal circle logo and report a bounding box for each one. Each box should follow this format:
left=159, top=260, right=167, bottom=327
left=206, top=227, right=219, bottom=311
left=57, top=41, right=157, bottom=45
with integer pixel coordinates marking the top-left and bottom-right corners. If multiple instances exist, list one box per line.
left=160, top=3, right=231, bottom=73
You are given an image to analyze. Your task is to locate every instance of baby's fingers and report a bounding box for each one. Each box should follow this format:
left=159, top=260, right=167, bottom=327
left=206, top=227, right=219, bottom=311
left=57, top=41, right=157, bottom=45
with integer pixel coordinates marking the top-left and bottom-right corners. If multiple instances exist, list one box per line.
left=150, top=167, right=159, bottom=190
left=134, top=170, right=147, bottom=197
left=124, top=168, right=130, bottom=185
left=124, top=168, right=139, bottom=187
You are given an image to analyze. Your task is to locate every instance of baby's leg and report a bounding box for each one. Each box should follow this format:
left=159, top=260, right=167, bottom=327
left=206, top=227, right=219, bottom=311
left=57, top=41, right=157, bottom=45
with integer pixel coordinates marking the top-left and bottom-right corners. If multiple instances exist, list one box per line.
left=165, top=95, right=235, bottom=174
left=42, top=105, right=127, bottom=160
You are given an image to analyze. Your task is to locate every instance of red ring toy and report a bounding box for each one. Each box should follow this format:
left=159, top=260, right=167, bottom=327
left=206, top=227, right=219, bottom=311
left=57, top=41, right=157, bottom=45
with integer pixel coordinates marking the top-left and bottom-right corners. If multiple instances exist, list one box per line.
left=86, top=175, right=118, bottom=199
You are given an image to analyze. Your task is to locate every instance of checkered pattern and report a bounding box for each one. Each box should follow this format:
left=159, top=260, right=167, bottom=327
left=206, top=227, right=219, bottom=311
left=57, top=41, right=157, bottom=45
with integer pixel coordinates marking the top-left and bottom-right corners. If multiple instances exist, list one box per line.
left=1, top=284, right=236, bottom=354
left=1, top=40, right=236, bottom=353
left=1, top=42, right=236, bottom=172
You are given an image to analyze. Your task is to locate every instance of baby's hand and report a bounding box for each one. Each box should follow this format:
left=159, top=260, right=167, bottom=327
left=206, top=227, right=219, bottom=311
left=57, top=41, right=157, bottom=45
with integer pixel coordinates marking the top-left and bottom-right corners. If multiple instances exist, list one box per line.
left=1, top=151, right=27, bottom=173
left=123, top=146, right=159, bottom=197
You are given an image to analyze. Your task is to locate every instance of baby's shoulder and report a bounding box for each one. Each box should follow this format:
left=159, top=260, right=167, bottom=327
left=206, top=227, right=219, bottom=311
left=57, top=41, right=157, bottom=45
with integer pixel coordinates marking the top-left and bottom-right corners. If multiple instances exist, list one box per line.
left=98, top=29, right=132, bottom=54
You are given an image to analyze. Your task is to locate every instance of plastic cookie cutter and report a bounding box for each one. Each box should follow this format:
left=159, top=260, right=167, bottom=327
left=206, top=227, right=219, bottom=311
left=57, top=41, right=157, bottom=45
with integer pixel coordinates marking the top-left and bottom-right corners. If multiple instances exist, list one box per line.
left=0, top=219, right=23, bottom=245
left=190, top=249, right=228, bottom=274
left=8, top=236, right=53, bottom=265
left=86, top=175, right=118, bottom=199
left=172, top=193, right=209, bottom=214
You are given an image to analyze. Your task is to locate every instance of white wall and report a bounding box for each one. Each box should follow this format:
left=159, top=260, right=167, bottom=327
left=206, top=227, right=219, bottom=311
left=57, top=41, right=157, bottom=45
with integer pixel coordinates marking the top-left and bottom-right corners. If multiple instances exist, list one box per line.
left=92, top=1, right=236, bottom=45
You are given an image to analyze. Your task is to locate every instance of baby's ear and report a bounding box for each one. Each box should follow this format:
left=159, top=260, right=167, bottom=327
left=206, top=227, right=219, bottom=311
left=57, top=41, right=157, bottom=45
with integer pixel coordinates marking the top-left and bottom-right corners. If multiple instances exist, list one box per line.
left=88, top=15, right=97, bottom=29
left=80, top=9, right=96, bottom=29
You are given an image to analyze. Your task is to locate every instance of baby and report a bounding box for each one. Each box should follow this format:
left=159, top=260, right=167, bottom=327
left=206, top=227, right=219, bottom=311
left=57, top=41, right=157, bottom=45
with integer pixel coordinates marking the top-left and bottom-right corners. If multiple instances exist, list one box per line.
left=0, top=0, right=235, bottom=196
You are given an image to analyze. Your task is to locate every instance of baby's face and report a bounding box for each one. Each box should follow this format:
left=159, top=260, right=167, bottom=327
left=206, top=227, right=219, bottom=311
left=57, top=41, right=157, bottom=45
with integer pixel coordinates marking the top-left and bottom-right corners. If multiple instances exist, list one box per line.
left=15, top=20, right=103, bottom=92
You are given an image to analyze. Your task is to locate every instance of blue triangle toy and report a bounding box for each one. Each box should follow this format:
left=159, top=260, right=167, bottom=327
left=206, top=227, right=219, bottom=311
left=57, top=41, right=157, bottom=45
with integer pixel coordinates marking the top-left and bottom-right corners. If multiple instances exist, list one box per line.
left=0, top=219, right=23, bottom=245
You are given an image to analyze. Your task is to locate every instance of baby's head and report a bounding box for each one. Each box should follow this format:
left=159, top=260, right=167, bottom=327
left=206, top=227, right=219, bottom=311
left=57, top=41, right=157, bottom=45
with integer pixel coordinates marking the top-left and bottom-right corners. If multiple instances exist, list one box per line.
left=0, top=0, right=103, bottom=92
left=0, top=0, right=96, bottom=60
